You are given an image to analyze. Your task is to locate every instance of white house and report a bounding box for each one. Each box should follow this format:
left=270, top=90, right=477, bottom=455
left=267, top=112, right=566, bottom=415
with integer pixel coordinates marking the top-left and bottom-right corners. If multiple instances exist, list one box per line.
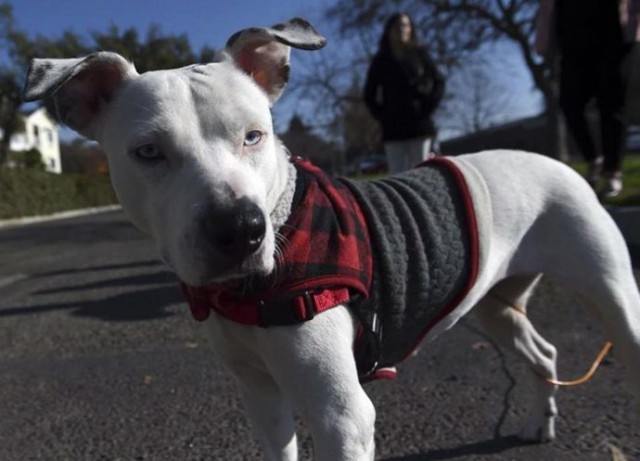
left=2, top=107, right=62, bottom=174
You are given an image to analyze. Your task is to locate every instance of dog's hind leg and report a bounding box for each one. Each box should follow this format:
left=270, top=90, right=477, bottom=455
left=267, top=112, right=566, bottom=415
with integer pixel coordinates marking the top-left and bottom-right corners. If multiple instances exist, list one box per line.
left=474, top=274, right=559, bottom=442
left=519, top=199, right=640, bottom=408
left=460, top=151, right=640, bottom=413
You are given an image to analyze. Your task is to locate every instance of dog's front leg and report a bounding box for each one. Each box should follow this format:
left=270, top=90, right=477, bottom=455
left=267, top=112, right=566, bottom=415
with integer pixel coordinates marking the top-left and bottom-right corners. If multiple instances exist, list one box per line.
left=206, top=321, right=298, bottom=461
left=257, top=305, right=376, bottom=461
left=235, top=367, right=298, bottom=461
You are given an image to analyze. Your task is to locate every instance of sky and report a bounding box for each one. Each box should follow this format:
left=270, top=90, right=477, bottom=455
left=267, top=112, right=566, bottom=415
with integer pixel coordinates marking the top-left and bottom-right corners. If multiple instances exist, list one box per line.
left=5, top=0, right=540, bottom=141
left=8, top=0, right=333, bottom=52
left=6, top=0, right=337, bottom=139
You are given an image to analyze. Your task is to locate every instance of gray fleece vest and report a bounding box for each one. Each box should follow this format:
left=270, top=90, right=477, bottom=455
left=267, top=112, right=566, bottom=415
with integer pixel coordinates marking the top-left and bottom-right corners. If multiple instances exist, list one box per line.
left=343, top=158, right=477, bottom=376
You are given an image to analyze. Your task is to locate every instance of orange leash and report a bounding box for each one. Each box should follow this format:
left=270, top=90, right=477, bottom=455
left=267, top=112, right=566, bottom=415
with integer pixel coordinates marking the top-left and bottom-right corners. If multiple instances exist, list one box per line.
left=489, top=292, right=613, bottom=387
left=542, top=341, right=613, bottom=386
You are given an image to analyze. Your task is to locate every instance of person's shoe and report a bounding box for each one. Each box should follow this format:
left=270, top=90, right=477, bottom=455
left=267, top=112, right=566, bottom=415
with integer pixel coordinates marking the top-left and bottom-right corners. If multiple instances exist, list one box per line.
left=600, top=171, right=623, bottom=198
left=586, top=156, right=604, bottom=189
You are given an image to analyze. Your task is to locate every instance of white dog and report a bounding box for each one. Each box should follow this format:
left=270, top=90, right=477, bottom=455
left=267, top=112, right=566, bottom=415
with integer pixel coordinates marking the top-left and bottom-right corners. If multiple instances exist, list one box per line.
left=23, top=18, right=640, bottom=461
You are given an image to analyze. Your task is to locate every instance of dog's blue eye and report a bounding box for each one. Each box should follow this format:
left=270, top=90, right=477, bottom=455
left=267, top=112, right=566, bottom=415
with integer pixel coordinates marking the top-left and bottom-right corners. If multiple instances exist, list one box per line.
left=244, top=130, right=262, bottom=146
left=134, top=144, right=162, bottom=161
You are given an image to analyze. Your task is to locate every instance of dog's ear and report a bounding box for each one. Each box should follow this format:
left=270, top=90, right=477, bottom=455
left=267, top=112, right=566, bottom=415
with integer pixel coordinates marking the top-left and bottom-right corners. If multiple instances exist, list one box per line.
left=225, top=17, right=326, bottom=104
left=22, top=52, right=138, bottom=139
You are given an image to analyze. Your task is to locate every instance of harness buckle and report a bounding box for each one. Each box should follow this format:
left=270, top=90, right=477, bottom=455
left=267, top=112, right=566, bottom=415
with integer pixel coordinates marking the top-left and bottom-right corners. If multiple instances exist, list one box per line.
left=258, top=290, right=316, bottom=327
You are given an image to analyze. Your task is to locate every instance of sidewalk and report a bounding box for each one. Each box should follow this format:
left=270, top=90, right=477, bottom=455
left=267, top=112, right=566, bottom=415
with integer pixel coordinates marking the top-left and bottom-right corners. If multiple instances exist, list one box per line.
left=0, top=205, right=121, bottom=230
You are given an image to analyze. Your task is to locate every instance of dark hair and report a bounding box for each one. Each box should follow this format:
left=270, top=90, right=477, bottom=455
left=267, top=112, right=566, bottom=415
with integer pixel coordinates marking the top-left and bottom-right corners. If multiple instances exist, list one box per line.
left=379, top=12, right=418, bottom=53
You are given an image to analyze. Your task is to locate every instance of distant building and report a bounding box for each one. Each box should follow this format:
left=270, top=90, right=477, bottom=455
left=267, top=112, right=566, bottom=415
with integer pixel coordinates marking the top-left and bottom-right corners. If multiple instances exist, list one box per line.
left=2, top=107, right=62, bottom=173
left=442, top=112, right=640, bottom=158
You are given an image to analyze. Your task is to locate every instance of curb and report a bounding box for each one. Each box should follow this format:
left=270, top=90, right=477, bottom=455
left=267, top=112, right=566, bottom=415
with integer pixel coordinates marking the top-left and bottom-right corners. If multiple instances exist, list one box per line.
left=606, top=205, right=640, bottom=247
left=606, top=205, right=640, bottom=268
left=0, top=205, right=122, bottom=230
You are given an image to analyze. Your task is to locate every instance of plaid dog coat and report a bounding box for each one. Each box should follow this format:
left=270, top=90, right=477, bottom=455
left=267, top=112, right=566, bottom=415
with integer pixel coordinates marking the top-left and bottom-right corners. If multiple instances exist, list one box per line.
left=181, top=156, right=479, bottom=380
left=180, top=158, right=372, bottom=324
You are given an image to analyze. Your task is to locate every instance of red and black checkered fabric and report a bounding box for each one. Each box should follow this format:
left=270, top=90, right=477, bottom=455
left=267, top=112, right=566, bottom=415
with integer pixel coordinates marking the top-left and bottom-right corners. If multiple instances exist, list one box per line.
left=180, top=157, right=373, bottom=323
left=275, top=158, right=372, bottom=294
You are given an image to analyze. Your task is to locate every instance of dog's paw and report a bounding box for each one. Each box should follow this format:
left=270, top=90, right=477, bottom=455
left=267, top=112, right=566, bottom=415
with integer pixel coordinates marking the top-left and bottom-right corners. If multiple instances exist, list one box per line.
left=518, top=417, right=556, bottom=443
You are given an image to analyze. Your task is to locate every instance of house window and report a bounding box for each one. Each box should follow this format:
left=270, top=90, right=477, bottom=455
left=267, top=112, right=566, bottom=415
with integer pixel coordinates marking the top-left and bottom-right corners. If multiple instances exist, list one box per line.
left=45, top=128, right=54, bottom=145
left=49, top=158, right=56, bottom=170
left=33, top=126, right=40, bottom=146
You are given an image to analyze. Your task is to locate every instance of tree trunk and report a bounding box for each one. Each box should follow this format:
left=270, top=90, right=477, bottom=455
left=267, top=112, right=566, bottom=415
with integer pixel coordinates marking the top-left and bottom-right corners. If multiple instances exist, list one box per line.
left=0, top=127, right=11, bottom=165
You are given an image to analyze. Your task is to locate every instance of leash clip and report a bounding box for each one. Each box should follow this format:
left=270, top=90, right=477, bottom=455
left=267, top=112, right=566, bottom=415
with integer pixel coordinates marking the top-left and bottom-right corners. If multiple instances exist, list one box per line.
left=354, top=309, right=383, bottom=378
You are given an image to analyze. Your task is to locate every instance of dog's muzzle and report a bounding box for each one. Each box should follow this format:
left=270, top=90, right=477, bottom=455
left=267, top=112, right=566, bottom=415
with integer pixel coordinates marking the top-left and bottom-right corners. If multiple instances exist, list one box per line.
left=201, top=198, right=266, bottom=260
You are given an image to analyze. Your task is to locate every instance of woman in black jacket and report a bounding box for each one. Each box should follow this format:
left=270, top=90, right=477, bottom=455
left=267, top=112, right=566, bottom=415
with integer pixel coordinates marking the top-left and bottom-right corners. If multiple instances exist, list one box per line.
left=364, top=13, right=445, bottom=173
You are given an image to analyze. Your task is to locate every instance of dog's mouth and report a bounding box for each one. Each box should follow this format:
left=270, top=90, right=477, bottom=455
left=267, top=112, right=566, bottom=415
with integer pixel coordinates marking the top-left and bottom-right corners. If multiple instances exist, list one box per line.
left=159, top=196, right=279, bottom=287
left=201, top=257, right=272, bottom=286
left=169, top=238, right=275, bottom=287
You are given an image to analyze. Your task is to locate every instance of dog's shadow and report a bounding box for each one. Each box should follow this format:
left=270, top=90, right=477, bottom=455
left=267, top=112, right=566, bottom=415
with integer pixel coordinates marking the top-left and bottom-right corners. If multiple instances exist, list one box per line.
left=380, top=434, right=532, bottom=460
left=0, top=261, right=183, bottom=322
left=380, top=320, right=532, bottom=461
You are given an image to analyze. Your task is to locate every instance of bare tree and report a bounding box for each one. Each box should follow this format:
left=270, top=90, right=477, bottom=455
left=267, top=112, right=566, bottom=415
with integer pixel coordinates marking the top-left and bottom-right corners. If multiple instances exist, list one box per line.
left=327, top=0, right=549, bottom=92
left=283, top=29, right=382, bottom=160
left=319, top=0, right=565, bottom=158
left=0, top=70, right=21, bottom=164
left=441, top=64, right=514, bottom=136
left=340, top=77, right=382, bottom=161
left=0, top=4, right=25, bottom=165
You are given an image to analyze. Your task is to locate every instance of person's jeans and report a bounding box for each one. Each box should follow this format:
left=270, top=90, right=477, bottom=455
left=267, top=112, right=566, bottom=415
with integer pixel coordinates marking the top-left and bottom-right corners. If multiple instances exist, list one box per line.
left=559, top=53, right=626, bottom=173
left=383, top=137, right=433, bottom=174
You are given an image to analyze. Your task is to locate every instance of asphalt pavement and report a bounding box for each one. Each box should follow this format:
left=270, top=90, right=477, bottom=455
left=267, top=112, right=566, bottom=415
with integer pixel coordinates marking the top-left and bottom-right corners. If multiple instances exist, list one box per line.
left=0, top=209, right=638, bottom=460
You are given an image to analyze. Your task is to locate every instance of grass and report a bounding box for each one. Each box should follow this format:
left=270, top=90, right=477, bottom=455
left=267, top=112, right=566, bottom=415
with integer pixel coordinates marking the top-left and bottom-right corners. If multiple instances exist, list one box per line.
left=569, top=154, right=640, bottom=207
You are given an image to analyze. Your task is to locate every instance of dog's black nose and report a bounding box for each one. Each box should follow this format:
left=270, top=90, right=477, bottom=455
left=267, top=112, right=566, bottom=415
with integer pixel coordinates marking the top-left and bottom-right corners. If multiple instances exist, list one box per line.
left=203, top=199, right=266, bottom=258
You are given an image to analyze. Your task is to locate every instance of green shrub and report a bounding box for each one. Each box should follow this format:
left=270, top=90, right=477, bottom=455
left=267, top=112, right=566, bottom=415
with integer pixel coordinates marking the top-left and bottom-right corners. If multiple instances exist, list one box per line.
left=0, top=169, right=118, bottom=219
left=23, top=149, right=45, bottom=171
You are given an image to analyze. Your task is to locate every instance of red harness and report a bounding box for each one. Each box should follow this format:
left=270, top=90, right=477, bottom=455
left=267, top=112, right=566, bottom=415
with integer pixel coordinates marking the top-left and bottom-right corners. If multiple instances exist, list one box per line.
left=180, top=158, right=372, bottom=327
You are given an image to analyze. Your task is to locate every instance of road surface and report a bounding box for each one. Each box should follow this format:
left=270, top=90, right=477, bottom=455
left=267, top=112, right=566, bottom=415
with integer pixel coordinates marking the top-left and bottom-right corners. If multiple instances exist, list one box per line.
left=0, top=211, right=638, bottom=460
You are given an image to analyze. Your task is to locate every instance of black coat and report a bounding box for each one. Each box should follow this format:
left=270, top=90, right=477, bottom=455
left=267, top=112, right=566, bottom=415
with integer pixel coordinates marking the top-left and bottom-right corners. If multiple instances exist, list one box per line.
left=364, top=46, right=445, bottom=142
left=555, top=0, right=624, bottom=56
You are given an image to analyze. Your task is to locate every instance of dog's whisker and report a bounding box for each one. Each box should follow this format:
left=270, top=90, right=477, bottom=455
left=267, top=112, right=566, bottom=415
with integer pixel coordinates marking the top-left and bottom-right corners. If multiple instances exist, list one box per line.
left=268, top=231, right=289, bottom=288
left=278, top=224, right=297, bottom=233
